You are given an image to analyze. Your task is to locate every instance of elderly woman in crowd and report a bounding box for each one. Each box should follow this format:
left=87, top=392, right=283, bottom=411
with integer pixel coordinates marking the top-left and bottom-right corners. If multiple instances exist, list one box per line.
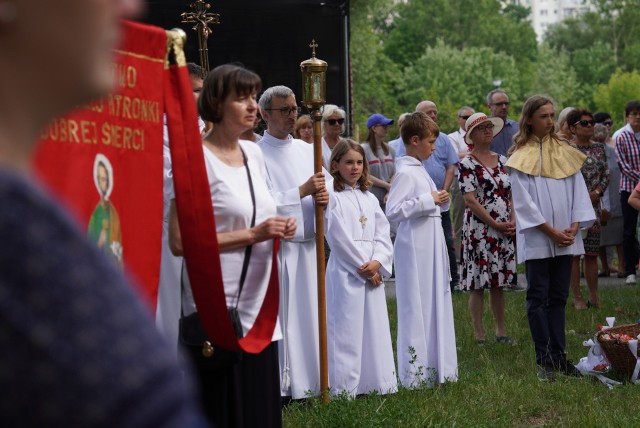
left=169, top=64, right=296, bottom=427
left=294, top=114, right=313, bottom=144
left=567, top=109, right=609, bottom=309
left=361, top=113, right=396, bottom=208
left=458, top=113, right=517, bottom=345
left=556, top=107, right=576, bottom=141
left=321, top=104, right=346, bottom=169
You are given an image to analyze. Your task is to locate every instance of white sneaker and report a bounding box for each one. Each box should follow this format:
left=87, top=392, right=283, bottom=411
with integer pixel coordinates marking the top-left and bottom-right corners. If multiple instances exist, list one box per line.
left=625, top=274, right=636, bottom=285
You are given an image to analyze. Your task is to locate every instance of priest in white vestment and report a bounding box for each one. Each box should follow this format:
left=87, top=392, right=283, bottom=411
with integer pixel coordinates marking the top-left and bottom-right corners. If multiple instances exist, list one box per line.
left=258, top=86, right=332, bottom=399
left=386, top=112, right=458, bottom=388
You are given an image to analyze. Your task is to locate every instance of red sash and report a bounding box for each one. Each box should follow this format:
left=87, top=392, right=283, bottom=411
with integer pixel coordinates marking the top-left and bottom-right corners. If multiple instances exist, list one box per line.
left=163, top=30, right=279, bottom=353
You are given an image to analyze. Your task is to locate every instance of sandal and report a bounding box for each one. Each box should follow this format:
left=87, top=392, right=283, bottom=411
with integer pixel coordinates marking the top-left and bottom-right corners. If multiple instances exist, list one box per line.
left=496, top=336, right=517, bottom=346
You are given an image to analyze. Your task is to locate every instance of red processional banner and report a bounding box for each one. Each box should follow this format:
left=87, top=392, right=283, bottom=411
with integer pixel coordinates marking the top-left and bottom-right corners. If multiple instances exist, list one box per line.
left=33, top=21, right=278, bottom=353
left=33, top=21, right=167, bottom=309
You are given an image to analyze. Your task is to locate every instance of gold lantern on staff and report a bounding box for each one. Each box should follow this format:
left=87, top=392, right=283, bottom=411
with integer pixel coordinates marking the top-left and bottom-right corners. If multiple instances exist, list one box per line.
left=300, top=39, right=330, bottom=404
left=300, top=40, right=327, bottom=110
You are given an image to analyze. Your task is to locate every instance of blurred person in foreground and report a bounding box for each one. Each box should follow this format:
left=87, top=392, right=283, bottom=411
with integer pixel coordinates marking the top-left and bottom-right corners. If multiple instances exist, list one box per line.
left=0, top=0, right=207, bottom=426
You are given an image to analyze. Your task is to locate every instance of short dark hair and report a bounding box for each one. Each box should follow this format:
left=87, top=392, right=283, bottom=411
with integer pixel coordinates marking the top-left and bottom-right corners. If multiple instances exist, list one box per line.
left=400, top=111, right=439, bottom=144
left=198, top=64, right=261, bottom=124
left=625, top=100, right=640, bottom=117
left=187, top=62, right=204, bottom=79
left=594, top=112, right=611, bottom=123
left=567, top=108, right=593, bottom=130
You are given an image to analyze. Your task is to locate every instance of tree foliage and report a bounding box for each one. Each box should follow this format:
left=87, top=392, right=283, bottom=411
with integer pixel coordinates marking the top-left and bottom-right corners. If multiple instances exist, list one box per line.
left=349, top=0, right=639, bottom=137
left=399, top=42, right=524, bottom=132
left=594, top=69, right=640, bottom=121
left=383, top=0, right=537, bottom=69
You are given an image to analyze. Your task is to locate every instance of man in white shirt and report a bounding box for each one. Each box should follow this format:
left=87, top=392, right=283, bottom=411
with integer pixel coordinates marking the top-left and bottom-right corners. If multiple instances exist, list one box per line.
left=447, top=106, right=474, bottom=271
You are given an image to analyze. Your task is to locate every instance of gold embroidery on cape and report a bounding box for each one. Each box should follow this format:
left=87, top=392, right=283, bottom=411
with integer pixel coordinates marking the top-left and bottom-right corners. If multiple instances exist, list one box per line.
left=506, top=135, right=586, bottom=179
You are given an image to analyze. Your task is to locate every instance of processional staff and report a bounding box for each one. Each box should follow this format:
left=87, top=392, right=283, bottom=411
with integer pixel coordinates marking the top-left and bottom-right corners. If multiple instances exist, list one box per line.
left=300, top=41, right=330, bottom=405
left=181, top=0, right=220, bottom=78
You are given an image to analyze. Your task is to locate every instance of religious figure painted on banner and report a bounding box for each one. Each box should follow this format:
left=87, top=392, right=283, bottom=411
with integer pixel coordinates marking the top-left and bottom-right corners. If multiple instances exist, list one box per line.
left=88, top=153, right=123, bottom=267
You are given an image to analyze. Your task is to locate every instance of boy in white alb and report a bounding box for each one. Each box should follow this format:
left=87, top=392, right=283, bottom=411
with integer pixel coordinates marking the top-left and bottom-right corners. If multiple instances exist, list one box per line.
left=386, top=112, right=458, bottom=388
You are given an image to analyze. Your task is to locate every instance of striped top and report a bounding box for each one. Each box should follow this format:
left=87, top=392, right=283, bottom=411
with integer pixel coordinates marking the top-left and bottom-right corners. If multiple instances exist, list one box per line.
left=615, top=124, right=640, bottom=192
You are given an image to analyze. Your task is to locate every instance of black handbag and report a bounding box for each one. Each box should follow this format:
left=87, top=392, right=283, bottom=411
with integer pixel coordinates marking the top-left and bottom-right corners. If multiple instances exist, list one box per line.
left=178, top=147, right=256, bottom=371
left=178, top=311, right=242, bottom=370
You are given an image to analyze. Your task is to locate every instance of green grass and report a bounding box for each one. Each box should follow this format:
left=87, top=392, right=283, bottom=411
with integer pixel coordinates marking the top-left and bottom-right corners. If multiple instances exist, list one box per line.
left=283, top=285, right=640, bottom=427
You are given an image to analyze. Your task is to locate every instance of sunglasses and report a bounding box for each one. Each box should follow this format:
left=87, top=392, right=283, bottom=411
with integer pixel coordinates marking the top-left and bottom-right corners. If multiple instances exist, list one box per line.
left=574, top=119, right=596, bottom=127
left=603, top=121, right=613, bottom=126
left=492, top=102, right=510, bottom=107
left=459, top=115, right=471, bottom=120
left=325, top=118, right=345, bottom=126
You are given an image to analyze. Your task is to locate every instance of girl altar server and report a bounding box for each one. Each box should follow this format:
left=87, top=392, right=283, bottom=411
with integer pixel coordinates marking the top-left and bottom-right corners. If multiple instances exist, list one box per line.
left=325, top=140, right=397, bottom=397
left=386, top=112, right=458, bottom=388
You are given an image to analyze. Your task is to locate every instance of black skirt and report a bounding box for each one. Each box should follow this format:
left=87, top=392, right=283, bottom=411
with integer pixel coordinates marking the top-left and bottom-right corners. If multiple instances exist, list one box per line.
left=195, top=341, right=281, bottom=428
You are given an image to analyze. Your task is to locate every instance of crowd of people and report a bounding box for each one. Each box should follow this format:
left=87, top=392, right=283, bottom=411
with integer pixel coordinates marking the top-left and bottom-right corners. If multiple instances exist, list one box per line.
left=4, top=1, right=640, bottom=421
left=160, top=61, right=640, bottom=423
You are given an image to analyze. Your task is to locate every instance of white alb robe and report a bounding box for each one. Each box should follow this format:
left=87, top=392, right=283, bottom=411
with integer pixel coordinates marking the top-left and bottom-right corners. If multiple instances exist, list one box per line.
left=257, top=131, right=332, bottom=398
left=325, top=186, right=396, bottom=397
left=510, top=169, right=595, bottom=263
left=386, top=156, right=458, bottom=388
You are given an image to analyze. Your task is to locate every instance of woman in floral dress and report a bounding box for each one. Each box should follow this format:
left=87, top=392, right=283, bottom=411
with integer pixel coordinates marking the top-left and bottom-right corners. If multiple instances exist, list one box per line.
left=459, top=113, right=517, bottom=345
left=567, top=109, right=609, bottom=309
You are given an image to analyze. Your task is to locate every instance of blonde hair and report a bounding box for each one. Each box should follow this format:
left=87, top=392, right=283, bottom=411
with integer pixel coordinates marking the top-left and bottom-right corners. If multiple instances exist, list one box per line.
left=508, top=95, right=558, bottom=156
left=329, top=139, right=371, bottom=192
left=293, top=115, right=312, bottom=139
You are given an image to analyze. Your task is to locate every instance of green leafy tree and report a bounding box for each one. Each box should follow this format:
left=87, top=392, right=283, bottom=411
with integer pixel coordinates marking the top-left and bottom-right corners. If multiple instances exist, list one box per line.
left=383, top=0, right=537, bottom=69
left=350, top=0, right=402, bottom=139
left=398, top=42, right=524, bottom=133
left=533, top=44, right=581, bottom=109
left=594, top=69, right=640, bottom=120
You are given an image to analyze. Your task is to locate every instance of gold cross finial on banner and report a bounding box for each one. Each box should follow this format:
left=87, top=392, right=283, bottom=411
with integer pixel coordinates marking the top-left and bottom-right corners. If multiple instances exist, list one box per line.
left=181, top=0, right=220, bottom=78
left=309, top=39, right=318, bottom=57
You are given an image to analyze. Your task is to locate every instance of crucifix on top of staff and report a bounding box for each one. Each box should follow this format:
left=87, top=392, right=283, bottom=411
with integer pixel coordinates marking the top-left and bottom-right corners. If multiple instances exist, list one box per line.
left=180, top=0, right=220, bottom=78
left=300, top=41, right=330, bottom=404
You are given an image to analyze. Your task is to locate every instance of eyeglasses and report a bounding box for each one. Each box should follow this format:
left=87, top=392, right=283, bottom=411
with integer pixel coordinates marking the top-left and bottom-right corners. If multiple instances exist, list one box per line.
left=265, top=106, right=301, bottom=116
left=325, top=118, right=345, bottom=126
left=459, top=115, right=471, bottom=120
left=492, top=102, right=510, bottom=107
left=475, top=123, right=495, bottom=132
left=603, top=121, right=613, bottom=126
left=629, top=111, right=640, bottom=117
left=574, top=119, right=596, bottom=127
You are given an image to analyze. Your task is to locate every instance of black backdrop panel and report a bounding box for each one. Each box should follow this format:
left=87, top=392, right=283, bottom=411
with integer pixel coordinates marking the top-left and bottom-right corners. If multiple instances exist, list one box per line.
left=141, top=0, right=348, bottom=110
